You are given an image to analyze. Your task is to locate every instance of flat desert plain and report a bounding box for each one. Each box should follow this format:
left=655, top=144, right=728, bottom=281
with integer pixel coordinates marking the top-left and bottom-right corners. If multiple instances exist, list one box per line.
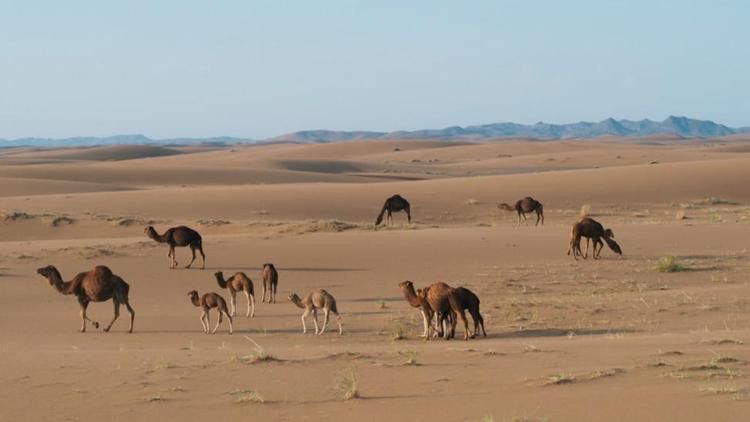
left=2, top=137, right=750, bottom=421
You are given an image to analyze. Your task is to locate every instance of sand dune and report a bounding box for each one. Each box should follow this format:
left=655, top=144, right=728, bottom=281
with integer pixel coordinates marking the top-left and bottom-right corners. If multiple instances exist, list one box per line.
left=2, top=138, right=750, bottom=422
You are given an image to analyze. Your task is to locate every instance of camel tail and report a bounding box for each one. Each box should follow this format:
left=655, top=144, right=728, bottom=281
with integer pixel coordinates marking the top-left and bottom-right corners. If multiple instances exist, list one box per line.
left=330, top=299, right=339, bottom=315
left=375, top=201, right=388, bottom=225
left=498, top=203, right=514, bottom=212
left=603, top=236, right=623, bottom=255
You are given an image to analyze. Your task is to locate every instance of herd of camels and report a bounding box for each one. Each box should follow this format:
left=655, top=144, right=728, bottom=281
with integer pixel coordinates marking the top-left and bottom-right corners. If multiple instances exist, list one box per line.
left=35, top=194, right=622, bottom=339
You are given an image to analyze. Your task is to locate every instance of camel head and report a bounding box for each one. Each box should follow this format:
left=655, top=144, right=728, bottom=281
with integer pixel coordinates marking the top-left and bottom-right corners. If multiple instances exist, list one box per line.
left=36, top=265, right=60, bottom=282
left=187, top=290, right=199, bottom=304
left=398, top=280, right=414, bottom=291
left=144, top=226, right=157, bottom=239
left=214, top=271, right=223, bottom=280
left=287, top=293, right=301, bottom=305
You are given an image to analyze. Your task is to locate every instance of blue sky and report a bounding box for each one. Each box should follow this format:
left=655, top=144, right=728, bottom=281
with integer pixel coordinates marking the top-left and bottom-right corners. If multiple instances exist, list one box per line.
left=1, top=1, right=748, bottom=139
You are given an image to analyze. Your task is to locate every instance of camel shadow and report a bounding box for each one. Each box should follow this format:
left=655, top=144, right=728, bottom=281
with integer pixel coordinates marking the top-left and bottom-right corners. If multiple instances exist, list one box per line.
left=205, top=267, right=368, bottom=272
left=349, top=296, right=403, bottom=303
left=489, top=327, right=634, bottom=339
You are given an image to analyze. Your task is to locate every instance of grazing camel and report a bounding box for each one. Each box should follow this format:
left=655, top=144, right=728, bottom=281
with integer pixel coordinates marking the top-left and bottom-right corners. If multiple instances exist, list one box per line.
left=447, top=287, right=486, bottom=340
left=398, top=280, right=435, bottom=338
left=498, top=197, right=544, bottom=226
left=288, top=290, right=343, bottom=335
left=144, top=225, right=205, bottom=269
left=375, top=194, right=412, bottom=226
left=187, top=290, right=233, bottom=334
left=567, top=217, right=623, bottom=260
left=36, top=265, right=135, bottom=333
left=213, top=271, right=255, bottom=318
left=261, top=263, right=278, bottom=303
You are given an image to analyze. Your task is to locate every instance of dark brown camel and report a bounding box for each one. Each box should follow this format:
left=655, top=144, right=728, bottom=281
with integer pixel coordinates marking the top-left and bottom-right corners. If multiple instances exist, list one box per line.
left=213, top=271, right=255, bottom=317
left=567, top=217, right=622, bottom=260
left=375, top=194, right=412, bottom=226
left=187, top=290, right=233, bottom=334
left=447, top=287, right=486, bottom=340
left=36, top=265, right=135, bottom=333
left=261, top=263, right=278, bottom=303
left=498, top=197, right=544, bottom=226
left=288, top=290, right=343, bottom=335
left=144, top=225, right=205, bottom=269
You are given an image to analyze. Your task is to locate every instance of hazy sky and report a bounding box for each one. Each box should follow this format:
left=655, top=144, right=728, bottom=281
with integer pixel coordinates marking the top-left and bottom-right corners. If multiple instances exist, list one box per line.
left=1, top=1, right=748, bottom=139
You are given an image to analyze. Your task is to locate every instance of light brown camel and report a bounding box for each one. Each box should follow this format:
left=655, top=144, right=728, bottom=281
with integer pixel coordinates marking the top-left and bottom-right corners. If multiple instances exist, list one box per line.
left=145, top=225, right=205, bottom=269
left=447, top=287, right=486, bottom=340
left=213, top=271, right=255, bottom=317
left=261, top=263, right=278, bottom=303
left=375, top=194, right=412, bottom=225
left=567, top=217, right=622, bottom=260
left=398, top=280, right=435, bottom=338
left=405, top=282, right=453, bottom=340
left=288, top=289, right=343, bottom=335
left=498, top=197, right=544, bottom=226
left=36, top=265, right=135, bottom=333
left=187, top=290, right=233, bottom=334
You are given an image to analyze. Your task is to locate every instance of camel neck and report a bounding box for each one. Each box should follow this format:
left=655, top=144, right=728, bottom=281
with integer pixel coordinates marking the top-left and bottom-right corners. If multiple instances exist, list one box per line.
left=215, top=274, right=228, bottom=289
left=47, top=272, right=73, bottom=295
left=291, top=299, right=305, bottom=309
left=149, top=229, right=168, bottom=243
left=402, top=286, right=421, bottom=307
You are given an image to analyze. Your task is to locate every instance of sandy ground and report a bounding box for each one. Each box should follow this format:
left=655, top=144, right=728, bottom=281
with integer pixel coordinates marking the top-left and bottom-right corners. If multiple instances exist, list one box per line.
left=1, top=138, right=750, bottom=421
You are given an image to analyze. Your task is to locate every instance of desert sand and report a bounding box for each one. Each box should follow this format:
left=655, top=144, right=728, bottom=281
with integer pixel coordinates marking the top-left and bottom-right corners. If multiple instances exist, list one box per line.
left=2, top=137, right=750, bottom=421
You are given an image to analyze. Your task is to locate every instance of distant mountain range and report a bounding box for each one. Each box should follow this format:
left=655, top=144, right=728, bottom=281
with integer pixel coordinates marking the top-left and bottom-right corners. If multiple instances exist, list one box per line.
left=2, top=116, right=749, bottom=147
left=269, top=116, right=750, bottom=142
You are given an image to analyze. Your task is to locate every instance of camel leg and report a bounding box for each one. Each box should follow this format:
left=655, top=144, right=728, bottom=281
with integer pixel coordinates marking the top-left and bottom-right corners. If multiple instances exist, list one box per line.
left=312, top=309, right=320, bottom=335
left=319, top=309, right=329, bottom=335
left=124, top=301, right=135, bottom=333
left=584, top=238, right=590, bottom=259
left=224, top=311, right=233, bottom=334
left=406, top=208, right=411, bottom=224
left=272, top=283, right=277, bottom=303
left=535, top=210, right=541, bottom=226
left=198, top=246, right=205, bottom=270
left=170, top=245, right=178, bottom=268
left=301, top=308, right=309, bottom=334
left=459, top=310, right=470, bottom=340
left=211, top=310, right=222, bottom=334
left=250, top=290, right=255, bottom=318
left=78, top=297, right=98, bottom=332
left=200, top=311, right=208, bottom=333
left=522, top=212, right=528, bottom=226
left=186, top=245, right=196, bottom=269
left=230, top=291, right=237, bottom=317
left=104, top=299, right=120, bottom=332
left=334, top=312, right=343, bottom=335
left=261, top=284, right=267, bottom=303
left=419, top=309, right=429, bottom=337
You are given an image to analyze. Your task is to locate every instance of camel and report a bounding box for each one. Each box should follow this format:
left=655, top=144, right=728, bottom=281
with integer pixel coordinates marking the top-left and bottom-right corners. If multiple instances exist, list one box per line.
left=144, top=225, right=205, bottom=269
left=288, top=289, right=343, bottom=335
left=261, top=263, right=278, bottom=303
left=498, top=197, right=544, bottom=226
left=36, top=265, right=135, bottom=333
left=213, top=271, right=255, bottom=318
left=187, top=290, right=233, bottom=334
left=420, top=282, right=456, bottom=340
left=375, top=194, right=412, bottom=226
left=398, top=281, right=453, bottom=340
left=447, top=287, right=486, bottom=340
left=567, top=217, right=622, bottom=260
left=398, top=280, right=435, bottom=338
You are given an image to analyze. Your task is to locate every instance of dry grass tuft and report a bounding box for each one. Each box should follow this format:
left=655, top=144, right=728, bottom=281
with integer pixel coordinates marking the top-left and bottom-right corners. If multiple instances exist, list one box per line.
left=546, top=372, right=576, bottom=385
left=335, top=368, right=360, bottom=400
left=654, top=255, right=684, bottom=272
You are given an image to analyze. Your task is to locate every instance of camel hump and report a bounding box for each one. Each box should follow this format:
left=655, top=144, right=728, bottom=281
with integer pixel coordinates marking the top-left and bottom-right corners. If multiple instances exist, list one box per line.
left=92, top=265, right=113, bottom=278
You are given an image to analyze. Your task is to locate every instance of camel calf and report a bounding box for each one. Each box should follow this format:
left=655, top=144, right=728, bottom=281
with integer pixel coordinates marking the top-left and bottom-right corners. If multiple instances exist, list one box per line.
left=187, top=290, right=233, bottom=334
left=288, top=290, right=343, bottom=335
